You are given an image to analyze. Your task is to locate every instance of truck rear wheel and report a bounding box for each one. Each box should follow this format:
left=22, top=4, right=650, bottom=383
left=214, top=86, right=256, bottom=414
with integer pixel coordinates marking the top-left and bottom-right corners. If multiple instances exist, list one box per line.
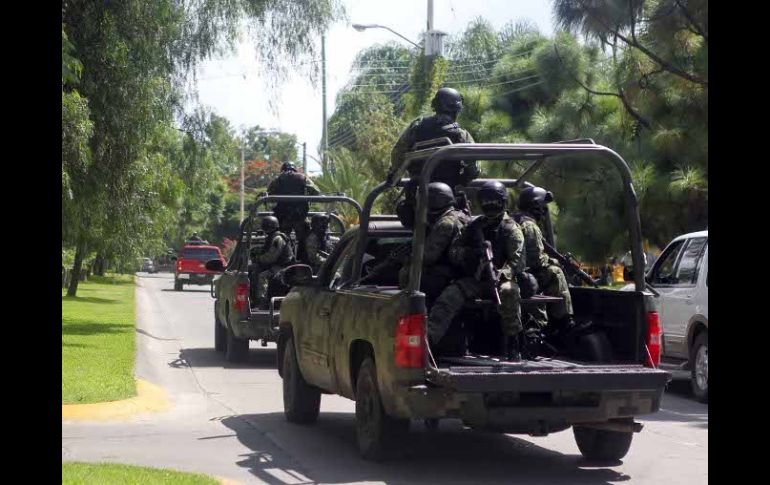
left=214, top=307, right=226, bottom=352
left=174, top=280, right=183, bottom=291
left=690, top=331, right=708, bottom=403
left=282, top=337, right=321, bottom=424
left=573, top=426, right=633, bottom=461
left=355, top=357, right=409, bottom=461
left=225, top=318, right=249, bottom=363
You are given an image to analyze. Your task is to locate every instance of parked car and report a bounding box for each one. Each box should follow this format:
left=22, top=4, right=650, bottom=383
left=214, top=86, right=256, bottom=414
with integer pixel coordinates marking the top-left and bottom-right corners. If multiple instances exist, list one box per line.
left=641, top=230, right=708, bottom=402
left=141, top=258, right=156, bottom=274
left=174, top=244, right=226, bottom=291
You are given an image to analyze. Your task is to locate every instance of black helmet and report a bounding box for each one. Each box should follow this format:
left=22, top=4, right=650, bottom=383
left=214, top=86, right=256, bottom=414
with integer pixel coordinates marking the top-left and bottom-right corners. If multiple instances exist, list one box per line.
left=261, top=216, right=280, bottom=233
left=477, top=180, right=508, bottom=218
left=431, top=87, right=463, bottom=115
left=427, top=182, right=456, bottom=212
left=281, top=161, right=297, bottom=172
left=310, top=214, right=329, bottom=232
left=518, top=186, right=554, bottom=219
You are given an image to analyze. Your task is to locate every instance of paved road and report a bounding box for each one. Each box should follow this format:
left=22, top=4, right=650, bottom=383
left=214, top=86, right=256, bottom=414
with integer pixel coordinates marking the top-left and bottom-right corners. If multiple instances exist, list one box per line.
left=62, top=273, right=708, bottom=484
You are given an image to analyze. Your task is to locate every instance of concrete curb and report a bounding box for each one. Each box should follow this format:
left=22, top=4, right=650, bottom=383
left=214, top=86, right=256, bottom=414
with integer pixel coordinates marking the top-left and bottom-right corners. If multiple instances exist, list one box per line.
left=62, top=378, right=170, bottom=421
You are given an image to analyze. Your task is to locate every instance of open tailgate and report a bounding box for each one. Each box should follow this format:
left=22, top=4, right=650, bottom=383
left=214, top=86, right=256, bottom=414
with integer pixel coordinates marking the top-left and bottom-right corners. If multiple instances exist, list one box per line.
left=427, top=357, right=671, bottom=393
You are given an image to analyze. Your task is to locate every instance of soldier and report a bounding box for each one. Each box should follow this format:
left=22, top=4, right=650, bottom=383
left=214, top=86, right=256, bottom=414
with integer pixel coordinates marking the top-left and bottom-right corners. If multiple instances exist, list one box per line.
left=386, top=87, right=479, bottom=228
left=514, top=186, right=574, bottom=333
left=397, top=182, right=470, bottom=299
left=266, top=161, right=320, bottom=259
left=251, top=216, right=294, bottom=302
left=427, top=181, right=527, bottom=360
left=305, top=214, right=331, bottom=273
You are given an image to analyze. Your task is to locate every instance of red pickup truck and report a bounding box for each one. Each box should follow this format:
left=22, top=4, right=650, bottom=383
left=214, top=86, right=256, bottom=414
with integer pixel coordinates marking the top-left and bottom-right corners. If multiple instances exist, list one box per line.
left=174, top=244, right=226, bottom=291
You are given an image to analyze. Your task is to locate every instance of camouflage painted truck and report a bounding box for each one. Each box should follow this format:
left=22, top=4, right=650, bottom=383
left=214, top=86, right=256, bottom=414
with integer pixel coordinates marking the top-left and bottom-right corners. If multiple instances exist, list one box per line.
left=276, top=142, right=671, bottom=461
left=206, top=195, right=358, bottom=363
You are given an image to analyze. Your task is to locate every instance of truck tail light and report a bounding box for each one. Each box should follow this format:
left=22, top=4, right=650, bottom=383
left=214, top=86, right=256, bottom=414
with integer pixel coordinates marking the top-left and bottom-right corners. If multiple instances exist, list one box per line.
left=395, top=313, right=425, bottom=368
left=176, top=261, right=182, bottom=272
left=234, top=282, right=249, bottom=313
left=645, top=311, right=661, bottom=368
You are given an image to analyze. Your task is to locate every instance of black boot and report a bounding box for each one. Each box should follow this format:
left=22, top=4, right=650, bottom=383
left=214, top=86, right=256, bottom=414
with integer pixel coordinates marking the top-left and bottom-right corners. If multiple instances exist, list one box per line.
left=502, top=335, right=521, bottom=362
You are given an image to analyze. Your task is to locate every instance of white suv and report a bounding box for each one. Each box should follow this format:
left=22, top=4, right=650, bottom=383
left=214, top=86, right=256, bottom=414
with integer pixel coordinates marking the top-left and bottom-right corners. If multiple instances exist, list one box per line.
left=645, top=230, right=708, bottom=402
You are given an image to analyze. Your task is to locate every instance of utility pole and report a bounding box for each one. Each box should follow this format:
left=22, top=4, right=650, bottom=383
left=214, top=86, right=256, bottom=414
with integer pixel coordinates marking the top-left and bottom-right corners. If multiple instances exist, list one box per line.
left=302, top=142, right=307, bottom=174
left=321, top=34, right=328, bottom=173
left=240, top=146, right=245, bottom=223
left=424, top=0, right=446, bottom=57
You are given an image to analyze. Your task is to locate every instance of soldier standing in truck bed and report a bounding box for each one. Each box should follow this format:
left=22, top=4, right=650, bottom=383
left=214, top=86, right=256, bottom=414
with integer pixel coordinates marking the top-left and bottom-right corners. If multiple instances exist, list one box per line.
left=387, top=87, right=479, bottom=228
left=266, top=161, right=320, bottom=261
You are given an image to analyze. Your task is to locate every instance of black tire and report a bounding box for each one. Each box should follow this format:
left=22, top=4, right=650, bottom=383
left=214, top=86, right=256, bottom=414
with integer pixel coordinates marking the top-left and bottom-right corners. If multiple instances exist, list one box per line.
left=282, top=337, right=321, bottom=424
left=355, top=357, right=409, bottom=460
left=690, top=331, right=708, bottom=403
left=214, top=305, right=226, bottom=352
left=573, top=426, right=633, bottom=461
left=174, top=280, right=183, bottom=291
left=224, top=315, right=249, bottom=363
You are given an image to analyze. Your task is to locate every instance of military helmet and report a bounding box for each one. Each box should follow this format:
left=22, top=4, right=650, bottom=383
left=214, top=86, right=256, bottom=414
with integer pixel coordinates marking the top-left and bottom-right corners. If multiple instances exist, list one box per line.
left=427, top=182, right=456, bottom=212
left=261, top=216, right=280, bottom=233
left=431, top=87, right=463, bottom=115
left=518, top=186, right=554, bottom=219
left=281, top=161, right=297, bottom=172
left=310, top=213, right=330, bottom=232
left=477, top=180, right=508, bottom=218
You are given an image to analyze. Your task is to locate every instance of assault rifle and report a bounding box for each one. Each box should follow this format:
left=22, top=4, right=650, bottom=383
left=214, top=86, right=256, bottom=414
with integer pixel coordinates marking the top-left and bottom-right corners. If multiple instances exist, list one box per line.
left=355, top=243, right=411, bottom=285
left=475, top=241, right=502, bottom=306
left=542, top=240, right=598, bottom=287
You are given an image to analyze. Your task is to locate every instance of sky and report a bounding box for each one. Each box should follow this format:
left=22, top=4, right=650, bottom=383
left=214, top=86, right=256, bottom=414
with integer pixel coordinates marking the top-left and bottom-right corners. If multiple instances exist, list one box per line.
left=193, top=1, right=555, bottom=173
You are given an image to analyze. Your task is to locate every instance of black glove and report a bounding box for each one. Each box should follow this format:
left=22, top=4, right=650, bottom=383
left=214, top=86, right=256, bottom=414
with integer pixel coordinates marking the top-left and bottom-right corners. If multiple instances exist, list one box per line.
left=516, top=271, right=539, bottom=299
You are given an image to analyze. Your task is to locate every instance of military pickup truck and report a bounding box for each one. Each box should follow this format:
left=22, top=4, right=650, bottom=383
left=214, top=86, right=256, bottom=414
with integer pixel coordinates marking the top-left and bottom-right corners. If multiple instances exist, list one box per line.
left=276, top=142, right=671, bottom=461
left=206, top=195, right=359, bottom=363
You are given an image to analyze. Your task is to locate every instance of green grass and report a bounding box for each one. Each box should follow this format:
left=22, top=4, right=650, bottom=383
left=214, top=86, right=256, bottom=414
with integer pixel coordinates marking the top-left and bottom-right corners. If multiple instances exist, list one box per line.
left=62, top=463, right=218, bottom=484
left=62, top=274, right=137, bottom=404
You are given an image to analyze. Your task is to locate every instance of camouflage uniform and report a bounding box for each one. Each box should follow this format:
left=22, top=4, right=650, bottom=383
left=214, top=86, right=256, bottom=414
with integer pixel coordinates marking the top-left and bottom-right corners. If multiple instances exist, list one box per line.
left=253, top=231, right=294, bottom=299
left=267, top=171, right=320, bottom=258
left=305, top=231, right=331, bottom=273
left=426, top=213, right=525, bottom=344
left=398, top=208, right=470, bottom=293
left=516, top=214, right=573, bottom=322
left=388, top=114, right=478, bottom=227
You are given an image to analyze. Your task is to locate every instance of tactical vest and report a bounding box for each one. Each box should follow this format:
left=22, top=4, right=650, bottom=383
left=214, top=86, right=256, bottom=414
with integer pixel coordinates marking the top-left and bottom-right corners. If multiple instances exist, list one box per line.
left=467, top=215, right=518, bottom=269
left=407, top=115, right=469, bottom=184
left=512, top=212, right=535, bottom=225
left=272, top=172, right=310, bottom=216
left=263, top=231, right=294, bottom=266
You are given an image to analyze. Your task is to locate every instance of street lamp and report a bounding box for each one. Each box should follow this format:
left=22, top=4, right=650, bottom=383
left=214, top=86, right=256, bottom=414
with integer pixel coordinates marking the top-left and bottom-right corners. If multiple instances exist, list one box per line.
left=351, top=23, right=420, bottom=49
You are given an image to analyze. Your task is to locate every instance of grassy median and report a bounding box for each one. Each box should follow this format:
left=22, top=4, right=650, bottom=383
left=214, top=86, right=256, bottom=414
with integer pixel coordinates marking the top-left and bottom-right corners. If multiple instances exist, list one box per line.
left=62, top=275, right=137, bottom=404
left=62, top=463, right=218, bottom=484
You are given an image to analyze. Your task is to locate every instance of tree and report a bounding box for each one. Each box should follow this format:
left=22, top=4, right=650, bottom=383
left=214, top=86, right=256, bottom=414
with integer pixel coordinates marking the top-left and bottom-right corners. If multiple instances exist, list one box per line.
left=61, top=0, right=344, bottom=295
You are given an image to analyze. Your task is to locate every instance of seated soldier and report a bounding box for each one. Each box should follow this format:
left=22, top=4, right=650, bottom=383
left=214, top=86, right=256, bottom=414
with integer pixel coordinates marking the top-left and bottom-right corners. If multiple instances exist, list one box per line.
left=428, top=181, right=532, bottom=360
left=513, top=187, right=574, bottom=334
left=305, top=214, right=332, bottom=273
left=251, top=216, right=294, bottom=303
left=397, top=182, right=470, bottom=303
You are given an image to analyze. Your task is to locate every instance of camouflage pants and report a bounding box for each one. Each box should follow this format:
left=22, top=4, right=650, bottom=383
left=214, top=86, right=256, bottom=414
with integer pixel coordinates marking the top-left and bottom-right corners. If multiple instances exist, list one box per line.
left=426, top=277, right=522, bottom=345
left=530, top=264, right=573, bottom=321
left=257, top=268, right=279, bottom=301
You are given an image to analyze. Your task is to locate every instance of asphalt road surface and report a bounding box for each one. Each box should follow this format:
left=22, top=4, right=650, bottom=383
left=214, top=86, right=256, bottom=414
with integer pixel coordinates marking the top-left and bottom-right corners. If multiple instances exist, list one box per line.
left=62, top=273, right=708, bottom=484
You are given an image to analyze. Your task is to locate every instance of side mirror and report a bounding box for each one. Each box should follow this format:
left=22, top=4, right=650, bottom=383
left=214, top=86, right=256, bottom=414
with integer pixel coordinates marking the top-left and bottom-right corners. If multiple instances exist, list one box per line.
left=205, top=259, right=225, bottom=272
left=279, top=264, right=314, bottom=287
